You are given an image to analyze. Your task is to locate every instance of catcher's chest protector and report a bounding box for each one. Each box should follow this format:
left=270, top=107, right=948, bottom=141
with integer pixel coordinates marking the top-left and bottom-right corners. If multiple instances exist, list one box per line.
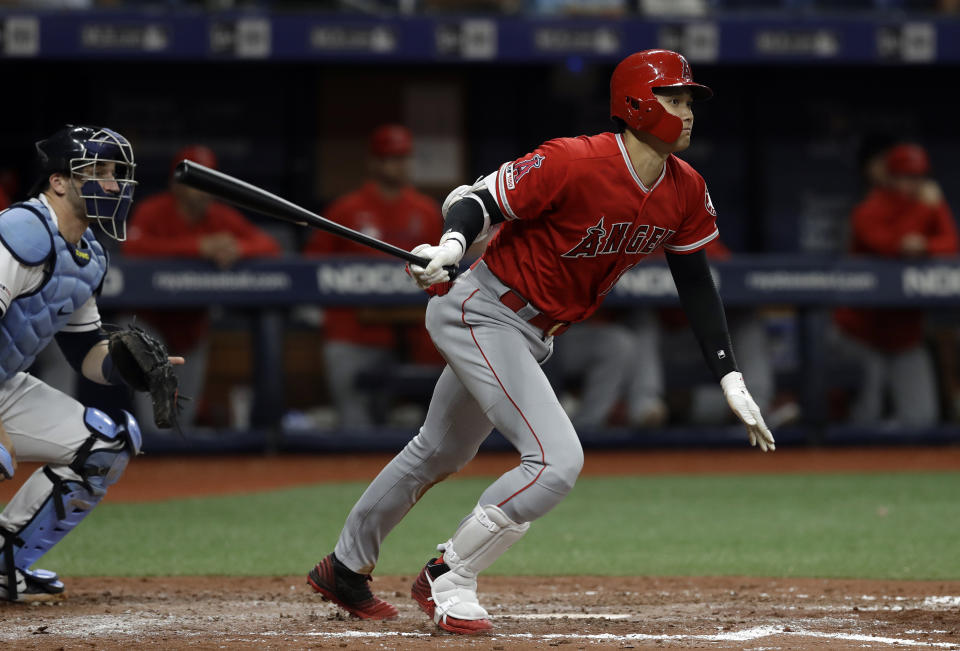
left=0, top=201, right=107, bottom=382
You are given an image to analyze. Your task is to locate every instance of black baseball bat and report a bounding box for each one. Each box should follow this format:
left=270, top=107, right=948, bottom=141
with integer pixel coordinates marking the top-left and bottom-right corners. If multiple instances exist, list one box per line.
left=172, top=160, right=458, bottom=279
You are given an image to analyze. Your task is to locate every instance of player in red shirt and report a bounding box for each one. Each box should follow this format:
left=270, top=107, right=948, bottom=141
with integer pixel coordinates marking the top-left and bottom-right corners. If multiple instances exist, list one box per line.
left=306, top=50, right=774, bottom=632
left=304, top=125, right=442, bottom=427
left=123, top=146, right=281, bottom=427
left=833, top=143, right=959, bottom=425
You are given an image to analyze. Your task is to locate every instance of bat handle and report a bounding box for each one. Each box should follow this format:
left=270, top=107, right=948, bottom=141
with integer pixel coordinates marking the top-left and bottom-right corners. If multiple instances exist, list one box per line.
left=444, top=265, right=460, bottom=282
left=409, top=255, right=461, bottom=283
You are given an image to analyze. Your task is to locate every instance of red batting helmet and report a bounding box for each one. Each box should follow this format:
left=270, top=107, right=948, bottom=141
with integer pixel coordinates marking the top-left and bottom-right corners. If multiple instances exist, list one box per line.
left=885, top=143, right=930, bottom=177
left=610, top=49, right=712, bottom=143
left=369, top=125, right=413, bottom=157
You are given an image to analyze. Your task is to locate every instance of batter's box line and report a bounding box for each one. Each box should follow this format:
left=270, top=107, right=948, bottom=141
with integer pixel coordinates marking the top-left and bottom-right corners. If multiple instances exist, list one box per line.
left=2, top=625, right=956, bottom=648
left=507, top=612, right=633, bottom=620
left=274, top=626, right=958, bottom=648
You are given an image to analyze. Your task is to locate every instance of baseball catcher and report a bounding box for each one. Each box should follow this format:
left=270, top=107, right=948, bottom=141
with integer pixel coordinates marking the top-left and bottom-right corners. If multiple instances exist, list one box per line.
left=106, top=324, right=185, bottom=432
left=0, top=125, right=184, bottom=602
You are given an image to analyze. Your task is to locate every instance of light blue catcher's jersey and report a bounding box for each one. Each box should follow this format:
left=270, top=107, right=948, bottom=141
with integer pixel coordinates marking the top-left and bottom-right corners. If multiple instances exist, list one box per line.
left=0, top=200, right=107, bottom=382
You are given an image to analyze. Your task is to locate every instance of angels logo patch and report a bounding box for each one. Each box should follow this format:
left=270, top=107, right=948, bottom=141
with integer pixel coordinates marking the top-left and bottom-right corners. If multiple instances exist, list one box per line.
left=505, top=154, right=544, bottom=190
left=704, top=187, right=717, bottom=217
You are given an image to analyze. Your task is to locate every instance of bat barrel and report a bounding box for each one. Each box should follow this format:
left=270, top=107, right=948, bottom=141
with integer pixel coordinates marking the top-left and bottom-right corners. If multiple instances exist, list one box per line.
left=172, top=160, right=456, bottom=277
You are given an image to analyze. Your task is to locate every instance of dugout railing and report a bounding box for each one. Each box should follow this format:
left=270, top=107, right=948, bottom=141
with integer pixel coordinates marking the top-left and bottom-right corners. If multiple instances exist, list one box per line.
left=94, top=255, right=960, bottom=452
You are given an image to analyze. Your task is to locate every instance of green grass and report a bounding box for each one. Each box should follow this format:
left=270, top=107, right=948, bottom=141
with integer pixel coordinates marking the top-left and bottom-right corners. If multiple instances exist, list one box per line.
left=21, top=472, right=960, bottom=580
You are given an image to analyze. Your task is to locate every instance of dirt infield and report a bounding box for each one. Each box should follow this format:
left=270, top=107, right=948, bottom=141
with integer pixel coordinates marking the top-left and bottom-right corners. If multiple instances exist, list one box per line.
left=2, top=575, right=958, bottom=649
left=2, top=447, right=959, bottom=649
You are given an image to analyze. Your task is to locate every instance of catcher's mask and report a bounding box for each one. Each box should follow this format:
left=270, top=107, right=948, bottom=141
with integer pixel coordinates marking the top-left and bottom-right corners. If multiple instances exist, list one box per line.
left=35, top=125, right=138, bottom=241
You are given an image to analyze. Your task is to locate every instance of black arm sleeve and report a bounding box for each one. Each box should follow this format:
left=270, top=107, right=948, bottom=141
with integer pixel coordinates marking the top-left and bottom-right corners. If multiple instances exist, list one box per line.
left=443, top=188, right=506, bottom=247
left=54, top=328, right=108, bottom=375
left=665, top=250, right=738, bottom=380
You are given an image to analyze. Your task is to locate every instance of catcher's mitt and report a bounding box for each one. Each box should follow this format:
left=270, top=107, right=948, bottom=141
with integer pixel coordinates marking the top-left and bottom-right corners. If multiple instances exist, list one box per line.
left=107, top=325, right=184, bottom=431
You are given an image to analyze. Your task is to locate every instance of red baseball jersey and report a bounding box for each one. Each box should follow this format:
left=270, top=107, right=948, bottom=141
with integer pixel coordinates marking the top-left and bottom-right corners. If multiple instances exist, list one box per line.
left=834, top=187, right=959, bottom=352
left=483, top=132, right=719, bottom=323
left=124, top=192, right=282, bottom=352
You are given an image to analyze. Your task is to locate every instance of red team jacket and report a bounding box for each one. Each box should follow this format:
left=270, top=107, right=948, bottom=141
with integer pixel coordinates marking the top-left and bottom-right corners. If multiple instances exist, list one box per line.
left=304, top=181, right=442, bottom=355
left=834, top=187, right=959, bottom=352
left=484, top=132, right=719, bottom=322
left=123, top=192, right=282, bottom=351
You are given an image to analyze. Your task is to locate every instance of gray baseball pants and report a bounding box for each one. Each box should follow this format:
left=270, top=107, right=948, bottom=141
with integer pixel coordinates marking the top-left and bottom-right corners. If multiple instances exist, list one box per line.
left=334, top=261, right=584, bottom=574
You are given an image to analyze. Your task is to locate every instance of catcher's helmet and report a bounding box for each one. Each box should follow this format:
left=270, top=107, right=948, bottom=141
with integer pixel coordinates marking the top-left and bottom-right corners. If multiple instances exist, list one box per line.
left=610, top=49, right=712, bottom=143
left=35, top=125, right=137, bottom=241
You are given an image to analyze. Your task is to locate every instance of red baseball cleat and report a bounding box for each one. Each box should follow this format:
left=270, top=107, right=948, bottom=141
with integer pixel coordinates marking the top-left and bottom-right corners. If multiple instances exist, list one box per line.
left=411, top=557, right=492, bottom=634
left=307, top=553, right=398, bottom=620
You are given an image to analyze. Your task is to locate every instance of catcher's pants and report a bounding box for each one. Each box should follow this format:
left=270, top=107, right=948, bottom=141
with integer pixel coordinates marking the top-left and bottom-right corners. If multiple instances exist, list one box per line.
left=0, top=372, right=108, bottom=533
left=334, top=262, right=584, bottom=574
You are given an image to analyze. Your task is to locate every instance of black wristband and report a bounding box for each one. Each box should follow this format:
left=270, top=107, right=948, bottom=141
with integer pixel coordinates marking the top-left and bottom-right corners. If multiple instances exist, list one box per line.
left=101, top=352, right=126, bottom=385
left=54, top=329, right=108, bottom=375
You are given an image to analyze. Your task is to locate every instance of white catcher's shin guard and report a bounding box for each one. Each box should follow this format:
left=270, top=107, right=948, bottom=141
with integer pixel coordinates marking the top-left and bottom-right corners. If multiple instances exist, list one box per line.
left=415, top=504, right=529, bottom=633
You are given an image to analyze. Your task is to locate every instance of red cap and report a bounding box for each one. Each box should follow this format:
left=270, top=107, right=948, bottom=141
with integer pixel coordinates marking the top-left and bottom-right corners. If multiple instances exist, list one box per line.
left=369, top=125, right=412, bottom=157
left=172, top=145, right=217, bottom=177
left=885, top=143, right=930, bottom=177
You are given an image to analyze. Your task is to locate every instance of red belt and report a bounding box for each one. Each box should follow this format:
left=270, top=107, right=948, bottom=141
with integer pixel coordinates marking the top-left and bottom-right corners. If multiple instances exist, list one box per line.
left=499, top=289, right=570, bottom=337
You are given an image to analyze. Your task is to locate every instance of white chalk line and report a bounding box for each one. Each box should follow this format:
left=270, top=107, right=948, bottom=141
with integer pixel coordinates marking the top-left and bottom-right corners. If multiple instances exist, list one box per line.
left=268, top=627, right=959, bottom=647
left=1, top=620, right=957, bottom=648
left=509, top=612, right=633, bottom=620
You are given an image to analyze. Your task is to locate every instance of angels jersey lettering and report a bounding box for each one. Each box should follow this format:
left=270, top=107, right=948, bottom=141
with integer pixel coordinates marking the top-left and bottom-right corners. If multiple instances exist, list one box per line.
left=483, top=132, right=718, bottom=323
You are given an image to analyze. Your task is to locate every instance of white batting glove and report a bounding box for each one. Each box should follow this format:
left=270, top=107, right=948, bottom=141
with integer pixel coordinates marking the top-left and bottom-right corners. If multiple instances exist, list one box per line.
left=720, top=371, right=775, bottom=452
left=408, top=233, right=466, bottom=289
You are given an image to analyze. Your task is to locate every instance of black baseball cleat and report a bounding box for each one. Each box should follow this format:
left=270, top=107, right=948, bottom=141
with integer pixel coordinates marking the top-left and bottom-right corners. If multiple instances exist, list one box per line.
left=0, top=568, right=65, bottom=603
left=307, top=553, right=398, bottom=620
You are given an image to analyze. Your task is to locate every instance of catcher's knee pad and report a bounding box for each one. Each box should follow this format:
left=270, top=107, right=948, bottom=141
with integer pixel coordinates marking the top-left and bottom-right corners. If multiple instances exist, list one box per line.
left=74, top=407, right=142, bottom=494
left=1, top=407, right=141, bottom=574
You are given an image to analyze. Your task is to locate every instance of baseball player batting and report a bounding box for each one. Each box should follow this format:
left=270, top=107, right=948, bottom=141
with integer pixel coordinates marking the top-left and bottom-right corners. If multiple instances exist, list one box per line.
left=0, top=126, right=183, bottom=601
left=307, top=49, right=775, bottom=633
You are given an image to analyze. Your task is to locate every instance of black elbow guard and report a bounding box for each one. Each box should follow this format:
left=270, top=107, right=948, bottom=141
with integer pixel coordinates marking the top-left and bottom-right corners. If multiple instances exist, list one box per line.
left=444, top=194, right=487, bottom=246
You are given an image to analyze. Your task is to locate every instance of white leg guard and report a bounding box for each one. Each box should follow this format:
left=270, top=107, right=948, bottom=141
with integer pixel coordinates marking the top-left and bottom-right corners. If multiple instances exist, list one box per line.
left=430, top=504, right=529, bottom=626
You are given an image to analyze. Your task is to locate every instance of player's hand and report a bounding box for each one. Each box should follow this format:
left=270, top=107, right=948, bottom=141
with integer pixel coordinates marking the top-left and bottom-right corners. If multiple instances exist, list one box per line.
left=0, top=421, right=16, bottom=480
left=918, top=179, right=943, bottom=207
left=199, top=233, right=241, bottom=269
left=900, top=232, right=927, bottom=257
left=408, top=234, right=466, bottom=289
left=720, top=371, right=775, bottom=452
